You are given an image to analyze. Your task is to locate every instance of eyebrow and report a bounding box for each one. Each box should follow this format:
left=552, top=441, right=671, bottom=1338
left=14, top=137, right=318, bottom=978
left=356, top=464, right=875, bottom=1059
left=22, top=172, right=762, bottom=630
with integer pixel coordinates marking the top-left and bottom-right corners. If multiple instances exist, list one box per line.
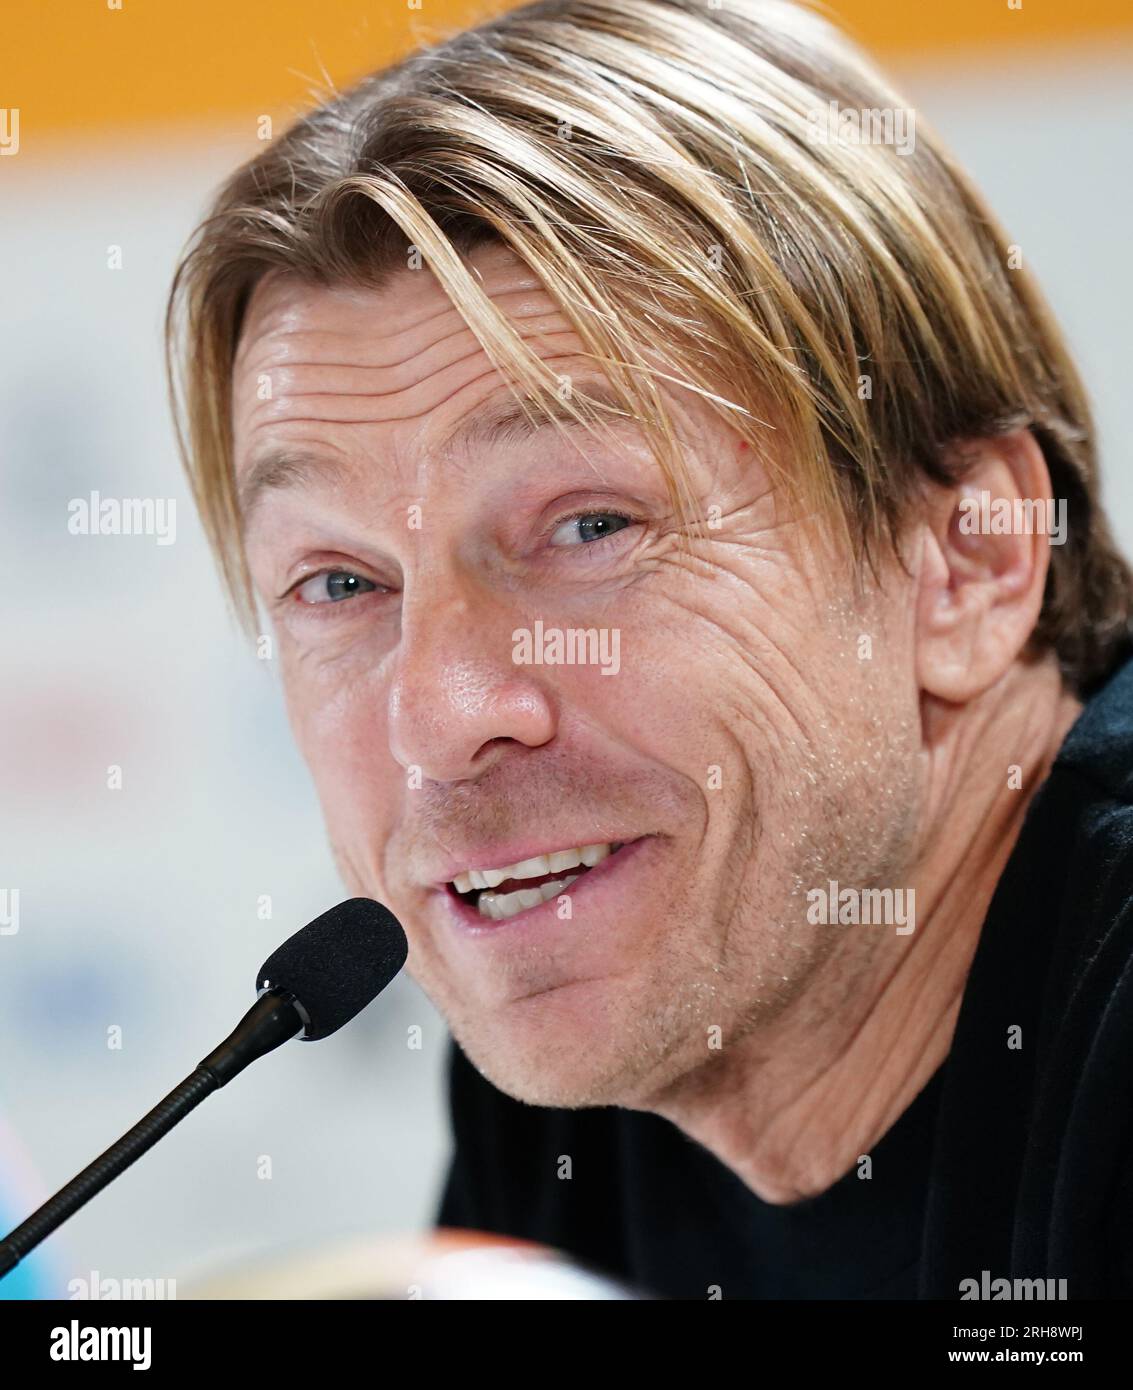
left=236, top=379, right=640, bottom=523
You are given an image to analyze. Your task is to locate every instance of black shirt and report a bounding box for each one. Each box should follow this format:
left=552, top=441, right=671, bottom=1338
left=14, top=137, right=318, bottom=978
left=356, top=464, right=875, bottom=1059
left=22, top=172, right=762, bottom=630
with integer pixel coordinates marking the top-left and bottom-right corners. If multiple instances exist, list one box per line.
left=436, top=656, right=1133, bottom=1298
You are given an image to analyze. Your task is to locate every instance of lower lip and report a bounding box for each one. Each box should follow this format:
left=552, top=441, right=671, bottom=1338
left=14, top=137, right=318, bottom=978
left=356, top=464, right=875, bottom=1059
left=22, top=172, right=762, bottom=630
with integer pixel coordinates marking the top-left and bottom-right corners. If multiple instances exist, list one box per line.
left=440, top=837, right=654, bottom=938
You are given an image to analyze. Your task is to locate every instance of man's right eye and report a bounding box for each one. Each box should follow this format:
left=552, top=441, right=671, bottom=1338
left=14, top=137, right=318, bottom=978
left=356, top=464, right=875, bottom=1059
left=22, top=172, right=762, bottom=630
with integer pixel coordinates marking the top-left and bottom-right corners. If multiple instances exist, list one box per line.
left=292, top=570, right=379, bottom=605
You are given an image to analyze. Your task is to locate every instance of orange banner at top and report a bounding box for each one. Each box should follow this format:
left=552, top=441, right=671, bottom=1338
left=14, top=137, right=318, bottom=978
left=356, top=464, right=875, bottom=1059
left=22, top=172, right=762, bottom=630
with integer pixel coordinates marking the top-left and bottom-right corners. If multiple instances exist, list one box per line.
left=1, top=0, right=1130, bottom=141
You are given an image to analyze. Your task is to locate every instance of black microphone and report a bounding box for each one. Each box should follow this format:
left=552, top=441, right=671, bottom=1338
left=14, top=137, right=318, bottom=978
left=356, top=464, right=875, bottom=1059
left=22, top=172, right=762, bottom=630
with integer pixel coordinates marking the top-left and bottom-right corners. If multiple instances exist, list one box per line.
left=0, top=897, right=407, bottom=1280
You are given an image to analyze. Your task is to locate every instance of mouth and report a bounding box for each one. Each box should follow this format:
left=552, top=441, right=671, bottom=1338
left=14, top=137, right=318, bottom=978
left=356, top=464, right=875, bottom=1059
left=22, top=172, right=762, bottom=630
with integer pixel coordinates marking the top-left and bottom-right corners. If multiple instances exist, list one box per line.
left=446, top=840, right=629, bottom=923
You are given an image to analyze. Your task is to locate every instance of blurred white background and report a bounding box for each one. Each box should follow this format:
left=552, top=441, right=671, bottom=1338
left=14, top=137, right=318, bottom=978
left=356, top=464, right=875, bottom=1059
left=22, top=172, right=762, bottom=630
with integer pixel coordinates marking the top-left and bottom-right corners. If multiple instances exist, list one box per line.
left=1, top=8, right=1131, bottom=1298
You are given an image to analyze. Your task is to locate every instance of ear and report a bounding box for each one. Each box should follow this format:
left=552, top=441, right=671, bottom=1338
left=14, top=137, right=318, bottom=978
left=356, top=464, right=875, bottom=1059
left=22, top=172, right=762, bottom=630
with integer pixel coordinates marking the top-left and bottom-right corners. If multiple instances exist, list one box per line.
left=914, top=430, right=1054, bottom=704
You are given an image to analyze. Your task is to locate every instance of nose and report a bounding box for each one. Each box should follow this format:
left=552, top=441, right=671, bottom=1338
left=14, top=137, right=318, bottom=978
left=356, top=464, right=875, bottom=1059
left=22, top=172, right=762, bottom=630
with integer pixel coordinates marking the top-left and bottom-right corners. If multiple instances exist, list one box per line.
left=387, top=580, right=558, bottom=783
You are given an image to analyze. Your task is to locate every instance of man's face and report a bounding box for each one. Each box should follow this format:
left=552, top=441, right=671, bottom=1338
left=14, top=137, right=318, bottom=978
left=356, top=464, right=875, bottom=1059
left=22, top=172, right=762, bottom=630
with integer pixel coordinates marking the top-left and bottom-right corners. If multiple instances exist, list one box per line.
left=232, top=242, right=923, bottom=1107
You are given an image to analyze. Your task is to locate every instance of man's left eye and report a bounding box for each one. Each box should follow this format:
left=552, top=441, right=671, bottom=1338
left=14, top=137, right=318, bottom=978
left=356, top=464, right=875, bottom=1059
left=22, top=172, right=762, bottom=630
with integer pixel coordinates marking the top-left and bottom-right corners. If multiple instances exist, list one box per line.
left=548, top=512, right=633, bottom=547
left=294, top=570, right=378, bottom=604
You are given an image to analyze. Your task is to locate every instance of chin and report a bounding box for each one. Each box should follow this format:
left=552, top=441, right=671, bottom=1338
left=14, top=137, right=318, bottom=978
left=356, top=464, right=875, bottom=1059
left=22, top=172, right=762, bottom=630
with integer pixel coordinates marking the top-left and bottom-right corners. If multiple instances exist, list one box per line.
left=453, top=1000, right=648, bottom=1110
left=473, top=1051, right=626, bottom=1109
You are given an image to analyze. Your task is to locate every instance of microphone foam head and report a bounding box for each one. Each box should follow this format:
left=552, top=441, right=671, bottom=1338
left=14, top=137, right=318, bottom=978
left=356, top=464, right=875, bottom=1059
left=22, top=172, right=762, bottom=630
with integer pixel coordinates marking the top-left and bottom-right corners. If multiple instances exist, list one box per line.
left=256, top=898, right=408, bottom=1040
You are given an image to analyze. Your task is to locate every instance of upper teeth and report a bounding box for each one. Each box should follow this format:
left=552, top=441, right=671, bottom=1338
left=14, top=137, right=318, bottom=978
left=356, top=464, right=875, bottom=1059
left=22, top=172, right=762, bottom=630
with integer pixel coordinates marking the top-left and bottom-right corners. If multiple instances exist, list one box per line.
left=451, top=842, right=617, bottom=895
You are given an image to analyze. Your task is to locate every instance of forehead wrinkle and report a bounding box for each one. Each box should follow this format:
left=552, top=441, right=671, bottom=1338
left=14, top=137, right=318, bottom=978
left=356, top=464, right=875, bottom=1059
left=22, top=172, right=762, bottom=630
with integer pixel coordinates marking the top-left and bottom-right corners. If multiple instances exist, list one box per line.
left=234, top=278, right=660, bottom=525
left=233, top=273, right=585, bottom=453
left=236, top=324, right=582, bottom=451
left=237, top=274, right=569, bottom=379
left=241, top=316, right=581, bottom=405
left=236, top=377, right=646, bottom=525
left=435, top=378, right=640, bottom=462
left=241, top=336, right=617, bottom=445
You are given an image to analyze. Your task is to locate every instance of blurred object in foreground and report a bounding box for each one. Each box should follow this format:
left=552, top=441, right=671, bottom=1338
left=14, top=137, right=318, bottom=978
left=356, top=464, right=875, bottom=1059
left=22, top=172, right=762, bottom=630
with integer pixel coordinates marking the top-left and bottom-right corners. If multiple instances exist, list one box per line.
left=185, top=1229, right=642, bottom=1300
left=0, top=1111, right=61, bottom=1299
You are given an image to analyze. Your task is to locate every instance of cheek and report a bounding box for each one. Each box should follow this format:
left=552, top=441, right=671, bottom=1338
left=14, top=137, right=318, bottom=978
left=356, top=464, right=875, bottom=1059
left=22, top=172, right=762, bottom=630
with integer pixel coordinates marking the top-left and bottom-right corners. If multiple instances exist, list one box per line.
left=585, top=626, right=743, bottom=814
left=282, top=660, right=394, bottom=821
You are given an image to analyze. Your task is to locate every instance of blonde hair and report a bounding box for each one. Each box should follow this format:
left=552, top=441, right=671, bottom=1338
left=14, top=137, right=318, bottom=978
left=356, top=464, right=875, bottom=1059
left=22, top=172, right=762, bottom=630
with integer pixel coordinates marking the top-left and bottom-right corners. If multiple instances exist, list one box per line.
left=166, top=0, right=1132, bottom=692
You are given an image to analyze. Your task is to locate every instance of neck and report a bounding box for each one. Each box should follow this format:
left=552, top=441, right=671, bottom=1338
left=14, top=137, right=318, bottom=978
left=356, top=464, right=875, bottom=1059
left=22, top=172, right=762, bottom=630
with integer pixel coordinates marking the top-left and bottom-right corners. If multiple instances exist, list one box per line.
left=643, top=658, right=1082, bottom=1204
